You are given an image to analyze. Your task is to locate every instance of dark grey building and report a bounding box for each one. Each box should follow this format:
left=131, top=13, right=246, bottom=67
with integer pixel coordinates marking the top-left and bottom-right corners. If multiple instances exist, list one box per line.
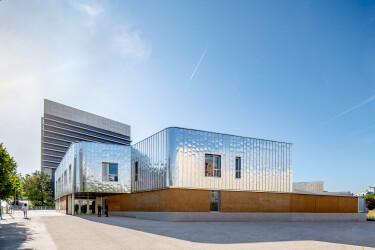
left=41, top=99, right=131, bottom=179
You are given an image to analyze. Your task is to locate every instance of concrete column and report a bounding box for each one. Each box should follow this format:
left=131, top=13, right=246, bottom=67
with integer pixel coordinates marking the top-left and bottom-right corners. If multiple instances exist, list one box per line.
left=86, top=197, right=90, bottom=214
left=95, top=197, right=99, bottom=215
left=67, top=195, right=72, bottom=215
left=72, top=194, right=75, bottom=216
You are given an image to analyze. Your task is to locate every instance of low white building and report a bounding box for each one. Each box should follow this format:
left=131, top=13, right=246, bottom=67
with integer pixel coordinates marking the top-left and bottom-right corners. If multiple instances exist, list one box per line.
left=356, top=186, right=375, bottom=196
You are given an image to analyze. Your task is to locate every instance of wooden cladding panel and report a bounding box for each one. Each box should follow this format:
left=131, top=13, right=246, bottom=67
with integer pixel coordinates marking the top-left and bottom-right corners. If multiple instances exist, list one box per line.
left=108, top=189, right=358, bottom=213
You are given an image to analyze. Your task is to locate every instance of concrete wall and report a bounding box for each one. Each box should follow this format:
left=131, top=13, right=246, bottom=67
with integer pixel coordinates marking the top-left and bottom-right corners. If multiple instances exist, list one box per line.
left=108, top=189, right=359, bottom=213
left=110, top=212, right=367, bottom=222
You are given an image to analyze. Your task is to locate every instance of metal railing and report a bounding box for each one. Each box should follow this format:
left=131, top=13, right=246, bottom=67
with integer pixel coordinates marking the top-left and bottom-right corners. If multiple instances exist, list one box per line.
left=11, top=205, right=55, bottom=211
left=28, top=206, right=55, bottom=210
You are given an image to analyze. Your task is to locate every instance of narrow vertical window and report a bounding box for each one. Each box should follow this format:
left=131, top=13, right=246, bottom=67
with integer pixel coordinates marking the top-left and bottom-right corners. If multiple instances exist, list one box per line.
left=135, top=162, right=139, bottom=182
left=69, top=164, right=72, bottom=183
left=64, top=170, right=67, bottom=186
left=235, top=157, right=241, bottom=179
left=210, top=191, right=220, bottom=212
left=205, top=154, right=221, bottom=177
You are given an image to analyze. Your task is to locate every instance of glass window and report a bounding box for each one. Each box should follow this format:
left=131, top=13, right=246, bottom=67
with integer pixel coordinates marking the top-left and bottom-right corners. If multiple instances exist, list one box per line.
left=205, top=155, right=213, bottom=176
left=205, top=154, right=221, bottom=177
left=69, top=165, right=72, bottom=183
left=235, top=157, right=241, bottom=179
left=135, top=162, right=139, bottom=182
left=64, top=170, right=67, bottom=185
left=210, top=191, right=220, bottom=212
left=102, top=163, right=118, bottom=182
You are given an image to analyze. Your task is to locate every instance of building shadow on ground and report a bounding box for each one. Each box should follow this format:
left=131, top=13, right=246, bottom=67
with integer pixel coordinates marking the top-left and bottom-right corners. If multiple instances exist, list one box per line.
left=77, top=215, right=375, bottom=247
left=0, top=220, right=30, bottom=250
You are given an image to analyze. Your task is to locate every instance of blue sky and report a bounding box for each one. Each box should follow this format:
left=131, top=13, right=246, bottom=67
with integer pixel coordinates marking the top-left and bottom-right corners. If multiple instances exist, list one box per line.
left=0, top=0, right=374, bottom=193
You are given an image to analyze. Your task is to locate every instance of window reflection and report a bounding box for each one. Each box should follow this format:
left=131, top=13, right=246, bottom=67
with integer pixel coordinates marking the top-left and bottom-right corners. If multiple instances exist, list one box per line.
left=210, top=191, right=220, bottom=211
left=205, top=154, right=221, bottom=177
left=102, top=162, right=119, bottom=182
left=135, top=161, right=139, bottom=182
left=205, top=155, right=213, bottom=176
left=235, top=157, right=241, bottom=178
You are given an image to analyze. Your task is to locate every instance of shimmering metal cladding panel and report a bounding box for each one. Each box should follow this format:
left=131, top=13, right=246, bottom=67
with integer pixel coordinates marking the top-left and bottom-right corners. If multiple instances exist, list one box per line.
left=131, top=129, right=169, bottom=192
left=132, top=127, right=292, bottom=193
left=168, top=128, right=292, bottom=192
left=54, top=142, right=131, bottom=199
left=293, top=181, right=324, bottom=193
left=54, top=144, right=75, bottom=199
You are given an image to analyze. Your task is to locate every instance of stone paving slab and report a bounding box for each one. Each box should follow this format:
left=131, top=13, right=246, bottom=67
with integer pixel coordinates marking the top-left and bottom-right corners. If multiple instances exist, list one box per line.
left=0, top=211, right=63, bottom=250
left=1, top=211, right=375, bottom=249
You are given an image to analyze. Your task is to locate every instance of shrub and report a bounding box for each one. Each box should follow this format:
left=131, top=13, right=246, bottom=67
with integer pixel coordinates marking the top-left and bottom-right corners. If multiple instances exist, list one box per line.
left=74, top=204, right=79, bottom=214
left=210, top=202, right=218, bottom=211
left=81, top=204, right=87, bottom=214
left=366, top=198, right=375, bottom=210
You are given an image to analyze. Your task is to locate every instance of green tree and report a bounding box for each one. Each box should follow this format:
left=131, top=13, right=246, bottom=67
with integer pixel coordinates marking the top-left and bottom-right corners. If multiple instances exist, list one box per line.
left=363, top=194, right=375, bottom=200
left=23, top=171, right=54, bottom=206
left=0, top=143, right=22, bottom=200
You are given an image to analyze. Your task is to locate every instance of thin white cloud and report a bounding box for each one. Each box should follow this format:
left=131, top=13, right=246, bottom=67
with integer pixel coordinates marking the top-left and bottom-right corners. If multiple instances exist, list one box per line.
left=73, top=3, right=103, bottom=18
left=0, top=1, right=151, bottom=175
left=190, top=47, right=207, bottom=80
left=113, top=30, right=152, bottom=62
left=71, top=1, right=151, bottom=63
left=72, top=2, right=104, bottom=30
left=324, top=94, right=375, bottom=124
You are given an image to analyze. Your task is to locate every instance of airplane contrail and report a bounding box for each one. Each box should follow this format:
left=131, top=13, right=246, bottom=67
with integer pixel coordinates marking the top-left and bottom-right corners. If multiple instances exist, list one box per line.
left=190, top=47, right=207, bottom=80
left=324, top=94, right=375, bottom=124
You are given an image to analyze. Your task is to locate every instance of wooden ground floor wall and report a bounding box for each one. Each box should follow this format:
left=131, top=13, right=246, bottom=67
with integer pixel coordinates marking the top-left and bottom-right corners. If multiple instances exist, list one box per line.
left=107, top=189, right=358, bottom=213
left=55, top=195, right=68, bottom=211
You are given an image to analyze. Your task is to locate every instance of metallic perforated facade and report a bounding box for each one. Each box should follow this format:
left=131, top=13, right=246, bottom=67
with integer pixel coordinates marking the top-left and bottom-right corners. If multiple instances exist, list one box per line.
left=132, top=127, right=292, bottom=193
left=54, top=142, right=131, bottom=199
left=293, top=181, right=324, bottom=193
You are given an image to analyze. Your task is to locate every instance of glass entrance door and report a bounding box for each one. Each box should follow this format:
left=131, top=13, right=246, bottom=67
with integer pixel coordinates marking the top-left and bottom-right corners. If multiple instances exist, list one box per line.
left=210, top=191, right=220, bottom=212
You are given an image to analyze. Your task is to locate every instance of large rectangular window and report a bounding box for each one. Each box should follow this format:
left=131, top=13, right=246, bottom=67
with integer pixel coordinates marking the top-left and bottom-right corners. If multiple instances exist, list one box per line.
left=205, top=154, right=221, bottom=177
left=102, top=163, right=118, bottom=182
left=135, top=162, right=139, bottom=182
left=235, top=157, right=241, bottom=179
left=210, top=191, right=220, bottom=212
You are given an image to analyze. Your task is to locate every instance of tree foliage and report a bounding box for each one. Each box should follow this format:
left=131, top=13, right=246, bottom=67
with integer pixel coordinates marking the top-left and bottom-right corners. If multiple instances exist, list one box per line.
left=0, top=143, right=22, bottom=200
left=23, top=171, right=54, bottom=206
left=366, top=198, right=375, bottom=210
left=363, top=193, right=375, bottom=200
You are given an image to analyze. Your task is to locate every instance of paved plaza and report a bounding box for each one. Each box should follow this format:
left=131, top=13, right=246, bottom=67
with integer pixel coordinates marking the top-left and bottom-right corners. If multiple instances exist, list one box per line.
left=0, top=211, right=375, bottom=249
